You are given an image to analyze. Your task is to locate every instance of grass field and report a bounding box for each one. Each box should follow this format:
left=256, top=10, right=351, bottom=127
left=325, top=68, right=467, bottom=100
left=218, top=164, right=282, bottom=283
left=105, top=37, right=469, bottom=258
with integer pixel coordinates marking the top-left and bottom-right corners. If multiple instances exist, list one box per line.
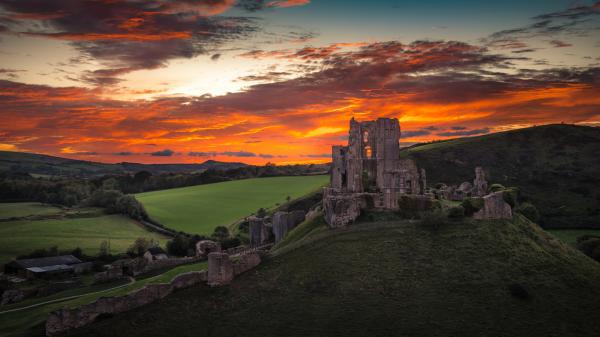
left=0, top=204, right=167, bottom=264
left=136, top=175, right=329, bottom=235
left=0, top=261, right=208, bottom=337
left=546, top=229, right=600, bottom=245
left=0, top=202, right=63, bottom=219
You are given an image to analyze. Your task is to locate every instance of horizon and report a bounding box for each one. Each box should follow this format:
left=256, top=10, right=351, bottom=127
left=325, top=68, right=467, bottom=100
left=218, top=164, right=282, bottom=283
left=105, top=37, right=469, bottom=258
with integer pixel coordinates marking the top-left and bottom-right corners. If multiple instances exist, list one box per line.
left=1, top=0, right=599, bottom=164
left=2, top=121, right=591, bottom=166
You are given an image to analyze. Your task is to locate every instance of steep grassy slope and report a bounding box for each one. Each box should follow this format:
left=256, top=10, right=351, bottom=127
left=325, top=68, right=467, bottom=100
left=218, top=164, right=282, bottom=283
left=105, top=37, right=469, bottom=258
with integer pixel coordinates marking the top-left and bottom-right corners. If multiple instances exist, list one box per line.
left=136, top=175, right=328, bottom=234
left=65, top=215, right=600, bottom=337
left=403, top=124, right=600, bottom=228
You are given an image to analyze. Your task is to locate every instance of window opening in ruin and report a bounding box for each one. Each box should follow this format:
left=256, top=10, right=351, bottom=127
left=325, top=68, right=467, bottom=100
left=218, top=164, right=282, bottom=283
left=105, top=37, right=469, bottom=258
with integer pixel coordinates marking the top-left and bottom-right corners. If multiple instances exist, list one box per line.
left=363, top=131, right=369, bottom=143
left=365, top=145, right=372, bottom=158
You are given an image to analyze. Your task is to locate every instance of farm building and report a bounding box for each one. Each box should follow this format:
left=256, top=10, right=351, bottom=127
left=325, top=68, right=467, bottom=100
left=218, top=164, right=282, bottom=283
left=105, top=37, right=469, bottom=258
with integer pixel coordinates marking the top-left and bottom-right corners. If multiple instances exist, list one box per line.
left=4, top=255, right=92, bottom=279
left=144, top=247, right=168, bottom=262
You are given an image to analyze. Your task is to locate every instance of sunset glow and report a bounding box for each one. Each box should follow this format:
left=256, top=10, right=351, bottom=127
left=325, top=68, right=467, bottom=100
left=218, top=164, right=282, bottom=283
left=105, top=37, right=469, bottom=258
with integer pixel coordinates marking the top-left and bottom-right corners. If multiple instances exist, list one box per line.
left=1, top=0, right=599, bottom=164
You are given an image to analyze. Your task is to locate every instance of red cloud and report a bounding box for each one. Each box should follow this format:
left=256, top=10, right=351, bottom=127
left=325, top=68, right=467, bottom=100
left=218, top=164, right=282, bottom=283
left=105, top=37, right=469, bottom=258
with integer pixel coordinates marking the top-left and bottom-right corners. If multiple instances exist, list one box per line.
left=267, top=0, right=310, bottom=8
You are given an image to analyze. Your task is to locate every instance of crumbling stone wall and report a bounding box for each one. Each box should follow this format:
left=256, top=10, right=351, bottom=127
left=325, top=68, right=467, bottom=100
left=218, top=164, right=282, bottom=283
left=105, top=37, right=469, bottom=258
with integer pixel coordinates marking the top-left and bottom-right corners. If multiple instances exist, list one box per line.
left=473, top=191, right=513, bottom=219
left=323, top=189, right=361, bottom=228
left=232, top=252, right=261, bottom=276
left=195, top=240, right=221, bottom=257
left=46, top=271, right=207, bottom=336
left=272, top=210, right=305, bottom=243
left=473, top=166, right=488, bottom=197
left=249, top=216, right=270, bottom=247
left=207, top=252, right=233, bottom=286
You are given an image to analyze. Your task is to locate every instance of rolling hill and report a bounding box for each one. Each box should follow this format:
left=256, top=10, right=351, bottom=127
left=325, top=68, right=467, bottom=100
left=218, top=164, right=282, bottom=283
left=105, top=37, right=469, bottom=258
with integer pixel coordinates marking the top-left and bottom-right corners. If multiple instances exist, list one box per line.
left=136, top=175, right=329, bottom=234
left=402, top=124, right=600, bottom=229
left=61, top=214, right=600, bottom=337
left=0, top=151, right=247, bottom=177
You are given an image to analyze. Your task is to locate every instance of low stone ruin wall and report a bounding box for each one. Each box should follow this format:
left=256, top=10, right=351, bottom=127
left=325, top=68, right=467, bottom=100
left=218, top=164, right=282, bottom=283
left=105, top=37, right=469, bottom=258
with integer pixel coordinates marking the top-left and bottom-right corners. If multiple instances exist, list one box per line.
left=46, top=252, right=262, bottom=336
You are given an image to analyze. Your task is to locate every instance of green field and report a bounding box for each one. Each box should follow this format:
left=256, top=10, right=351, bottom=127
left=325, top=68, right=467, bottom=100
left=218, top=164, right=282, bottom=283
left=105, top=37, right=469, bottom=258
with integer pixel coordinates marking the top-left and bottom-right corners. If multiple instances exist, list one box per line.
left=136, top=175, right=329, bottom=234
left=0, top=202, right=63, bottom=219
left=546, top=229, right=600, bottom=245
left=0, top=204, right=167, bottom=264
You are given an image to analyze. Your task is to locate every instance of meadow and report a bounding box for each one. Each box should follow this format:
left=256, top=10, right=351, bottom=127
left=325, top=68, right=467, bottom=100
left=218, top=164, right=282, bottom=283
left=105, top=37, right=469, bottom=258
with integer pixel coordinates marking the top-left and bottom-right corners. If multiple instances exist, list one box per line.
left=0, top=203, right=167, bottom=264
left=136, top=175, right=328, bottom=235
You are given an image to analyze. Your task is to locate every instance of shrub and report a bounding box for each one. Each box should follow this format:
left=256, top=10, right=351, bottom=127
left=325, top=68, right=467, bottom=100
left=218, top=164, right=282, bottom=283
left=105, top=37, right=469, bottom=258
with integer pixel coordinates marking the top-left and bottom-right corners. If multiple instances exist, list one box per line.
left=448, top=205, right=465, bottom=219
left=502, top=187, right=519, bottom=207
left=461, top=197, right=484, bottom=216
left=211, top=226, right=230, bottom=241
left=166, top=235, right=191, bottom=257
left=489, top=183, right=505, bottom=193
left=398, top=195, right=441, bottom=219
left=517, top=202, right=540, bottom=222
left=221, top=237, right=241, bottom=250
left=419, top=209, right=448, bottom=230
left=576, top=235, right=600, bottom=262
left=127, top=237, right=159, bottom=257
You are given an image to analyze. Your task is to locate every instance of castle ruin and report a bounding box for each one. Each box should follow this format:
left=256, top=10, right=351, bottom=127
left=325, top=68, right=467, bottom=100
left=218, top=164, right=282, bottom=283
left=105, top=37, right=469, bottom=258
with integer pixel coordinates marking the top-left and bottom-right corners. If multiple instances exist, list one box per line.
left=324, top=117, right=427, bottom=227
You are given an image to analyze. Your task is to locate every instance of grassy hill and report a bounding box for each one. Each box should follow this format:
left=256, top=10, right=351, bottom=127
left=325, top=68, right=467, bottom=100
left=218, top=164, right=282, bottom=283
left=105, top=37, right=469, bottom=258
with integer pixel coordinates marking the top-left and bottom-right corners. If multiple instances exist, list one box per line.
left=62, top=214, right=600, bottom=337
left=402, top=124, right=600, bottom=229
left=0, top=151, right=246, bottom=177
left=0, top=203, right=167, bottom=264
left=136, top=175, right=329, bottom=234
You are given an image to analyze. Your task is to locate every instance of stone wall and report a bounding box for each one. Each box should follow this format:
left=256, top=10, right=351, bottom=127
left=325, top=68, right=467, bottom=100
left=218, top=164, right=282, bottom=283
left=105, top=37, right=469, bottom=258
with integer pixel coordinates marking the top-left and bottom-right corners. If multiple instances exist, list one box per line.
left=46, top=270, right=207, bottom=336
left=249, top=216, right=270, bottom=247
left=473, top=191, right=513, bottom=220
left=272, top=210, right=306, bottom=243
left=46, top=249, right=263, bottom=336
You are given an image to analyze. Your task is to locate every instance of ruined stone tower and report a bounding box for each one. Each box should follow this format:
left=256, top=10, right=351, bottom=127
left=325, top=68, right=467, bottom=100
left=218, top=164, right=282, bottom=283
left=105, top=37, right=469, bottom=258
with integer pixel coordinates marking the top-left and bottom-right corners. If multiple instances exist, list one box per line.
left=324, top=117, right=426, bottom=227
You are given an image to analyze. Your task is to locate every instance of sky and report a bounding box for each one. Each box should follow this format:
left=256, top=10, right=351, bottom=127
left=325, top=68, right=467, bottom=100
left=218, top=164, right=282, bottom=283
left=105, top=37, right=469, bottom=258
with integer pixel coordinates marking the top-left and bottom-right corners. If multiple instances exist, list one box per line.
left=0, top=0, right=599, bottom=165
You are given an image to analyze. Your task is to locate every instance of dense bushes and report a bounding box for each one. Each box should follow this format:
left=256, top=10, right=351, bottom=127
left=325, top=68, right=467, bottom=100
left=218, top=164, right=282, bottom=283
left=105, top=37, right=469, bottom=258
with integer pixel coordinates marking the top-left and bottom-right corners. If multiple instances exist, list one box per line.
left=448, top=205, right=465, bottom=219
left=419, top=209, right=449, bottom=230
left=576, top=235, right=600, bottom=262
left=84, top=189, right=148, bottom=220
left=461, top=197, right=484, bottom=216
left=517, top=202, right=540, bottom=222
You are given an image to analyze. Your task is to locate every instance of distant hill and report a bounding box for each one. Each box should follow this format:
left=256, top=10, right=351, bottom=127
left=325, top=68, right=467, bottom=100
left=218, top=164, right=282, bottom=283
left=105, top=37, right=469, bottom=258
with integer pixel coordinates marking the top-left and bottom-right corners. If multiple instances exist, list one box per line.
left=64, top=215, right=600, bottom=337
left=0, top=151, right=248, bottom=177
left=402, top=124, right=600, bottom=229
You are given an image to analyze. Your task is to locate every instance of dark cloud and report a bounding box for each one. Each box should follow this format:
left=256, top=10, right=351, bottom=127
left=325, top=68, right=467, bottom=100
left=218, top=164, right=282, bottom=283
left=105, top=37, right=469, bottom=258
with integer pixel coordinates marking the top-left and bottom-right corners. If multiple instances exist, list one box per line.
left=150, top=149, right=175, bottom=156
left=437, top=128, right=490, bottom=137
left=236, top=0, right=266, bottom=12
left=221, top=151, right=256, bottom=157
left=238, top=71, right=291, bottom=82
left=113, top=151, right=134, bottom=156
left=451, top=126, right=467, bottom=130
left=0, top=0, right=259, bottom=85
left=211, top=53, right=221, bottom=61
left=301, top=154, right=330, bottom=158
left=549, top=40, right=573, bottom=48
left=400, top=130, right=431, bottom=138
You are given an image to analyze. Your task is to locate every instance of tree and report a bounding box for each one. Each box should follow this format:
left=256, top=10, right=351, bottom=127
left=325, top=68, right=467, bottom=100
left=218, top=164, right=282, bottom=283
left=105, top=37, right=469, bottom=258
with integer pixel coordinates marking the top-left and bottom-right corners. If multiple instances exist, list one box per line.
left=166, top=235, right=191, bottom=257
left=127, top=237, right=158, bottom=257
left=211, top=226, right=230, bottom=241
left=99, top=240, right=110, bottom=257
left=256, top=208, right=267, bottom=218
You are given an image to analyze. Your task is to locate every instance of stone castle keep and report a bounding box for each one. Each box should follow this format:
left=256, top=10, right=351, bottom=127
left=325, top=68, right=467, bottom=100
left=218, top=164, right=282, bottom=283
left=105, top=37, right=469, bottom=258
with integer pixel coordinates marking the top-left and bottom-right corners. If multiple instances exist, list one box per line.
left=324, top=117, right=427, bottom=227
left=324, top=117, right=513, bottom=228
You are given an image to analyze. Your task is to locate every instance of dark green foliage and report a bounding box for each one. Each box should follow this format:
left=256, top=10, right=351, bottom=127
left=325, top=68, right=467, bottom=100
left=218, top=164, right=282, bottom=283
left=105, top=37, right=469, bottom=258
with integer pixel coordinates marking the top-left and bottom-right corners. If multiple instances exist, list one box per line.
left=518, top=202, right=540, bottom=222
left=576, top=235, right=600, bottom=262
left=448, top=205, right=465, bottom=219
left=461, top=197, right=484, bottom=216
left=404, top=124, right=600, bottom=228
left=220, top=237, right=241, bottom=250
left=211, top=226, right=230, bottom=241
left=489, top=184, right=505, bottom=192
left=419, top=209, right=449, bottom=229
left=502, top=187, right=519, bottom=208
left=127, top=237, right=158, bottom=257
left=397, top=195, right=441, bottom=219
left=166, top=235, right=191, bottom=257
left=256, top=208, right=267, bottom=218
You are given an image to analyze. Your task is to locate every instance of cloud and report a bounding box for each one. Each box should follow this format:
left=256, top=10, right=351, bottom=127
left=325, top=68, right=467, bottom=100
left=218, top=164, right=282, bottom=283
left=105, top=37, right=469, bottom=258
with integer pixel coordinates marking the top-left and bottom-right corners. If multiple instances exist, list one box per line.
left=301, top=153, right=330, bottom=158
left=549, top=40, right=573, bottom=48
left=221, top=151, right=256, bottom=157
left=150, top=149, right=175, bottom=157
left=0, top=0, right=258, bottom=85
left=437, top=128, right=491, bottom=137
left=267, top=0, right=310, bottom=8
left=401, top=130, right=431, bottom=138
left=114, top=151, right=134, bottom=156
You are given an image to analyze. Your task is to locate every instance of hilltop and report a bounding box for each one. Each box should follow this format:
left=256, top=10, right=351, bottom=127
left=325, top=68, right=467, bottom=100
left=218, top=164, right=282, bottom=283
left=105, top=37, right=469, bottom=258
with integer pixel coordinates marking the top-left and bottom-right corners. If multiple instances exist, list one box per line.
left=0, top=151, right=247, bottom=177
left=61, top=214, right=600, bottom=337
left=402, top=124, right=600, bottom=229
